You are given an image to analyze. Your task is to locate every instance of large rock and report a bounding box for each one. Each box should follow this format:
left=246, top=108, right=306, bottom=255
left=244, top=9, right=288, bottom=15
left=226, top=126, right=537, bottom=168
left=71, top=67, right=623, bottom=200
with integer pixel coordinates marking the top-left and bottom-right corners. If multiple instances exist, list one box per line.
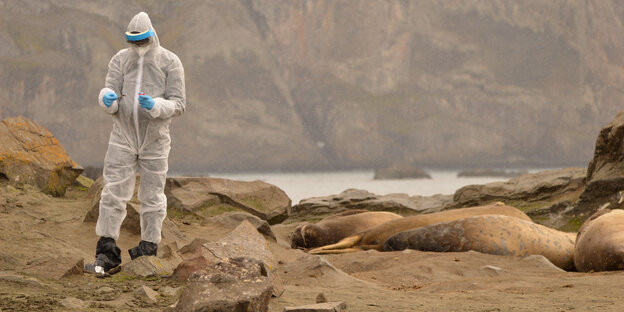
left=166, top=177, right=291, bottom=224
left=576, top=111, right=624, bottom=219
left=291, top=189, right=453, bottom=220
left=172, top=221, right=283, bottom=297
left=122, top=253, right=184, bottom=278
left=0, top=116, right=82, bottom=196
left=168, top=257, right=273, bottom=312
left=451, top=168, right=586, bottom=230
left=202, top=211, right=276, bottom=241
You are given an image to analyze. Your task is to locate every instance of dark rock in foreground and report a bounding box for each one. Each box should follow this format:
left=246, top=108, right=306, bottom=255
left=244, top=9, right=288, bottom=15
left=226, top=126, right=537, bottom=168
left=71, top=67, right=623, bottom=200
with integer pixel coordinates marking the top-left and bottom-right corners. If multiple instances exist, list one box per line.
left=168, top=257, right=273, bottom=312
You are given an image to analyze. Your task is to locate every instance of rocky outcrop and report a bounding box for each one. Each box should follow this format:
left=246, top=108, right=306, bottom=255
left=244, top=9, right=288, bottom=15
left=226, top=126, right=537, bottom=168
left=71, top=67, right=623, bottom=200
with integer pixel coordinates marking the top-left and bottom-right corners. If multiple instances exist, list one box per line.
left=451, top=168, right=586, bottom=230
left=457, top=169, right=529, bottom=178
left=291, top=189, right=453, bottom=220
left=373, top=166, right=431, bottom=180
left=0, top=117, right=82, bottom=196
left=452, top=168, right=586, bottom=208
left=576, top=111, right=624, bottom=220
left=166, top=177, right=291, bottom=224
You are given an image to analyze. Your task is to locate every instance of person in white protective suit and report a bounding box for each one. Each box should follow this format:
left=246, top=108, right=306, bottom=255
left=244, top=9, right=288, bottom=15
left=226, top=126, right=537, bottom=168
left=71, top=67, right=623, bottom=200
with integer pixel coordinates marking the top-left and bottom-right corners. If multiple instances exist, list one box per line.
left=85, top=12, right=186, bottom=275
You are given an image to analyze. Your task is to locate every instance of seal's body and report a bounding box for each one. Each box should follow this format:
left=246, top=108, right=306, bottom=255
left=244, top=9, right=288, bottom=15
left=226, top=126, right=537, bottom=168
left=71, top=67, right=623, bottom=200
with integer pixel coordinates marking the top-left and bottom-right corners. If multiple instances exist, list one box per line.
left=310, top=204, right=531, bottom=253
left=574, top=209, right=624, bottom=272
left=291, top=210, right=403, bottom=248
left=384, top=214, right=575, bottom=270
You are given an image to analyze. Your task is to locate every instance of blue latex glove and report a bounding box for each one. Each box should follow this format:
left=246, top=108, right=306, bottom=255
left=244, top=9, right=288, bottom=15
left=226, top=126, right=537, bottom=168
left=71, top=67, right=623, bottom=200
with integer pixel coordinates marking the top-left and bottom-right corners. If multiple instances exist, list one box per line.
left=102, top=92, right=118, bottom=107
left=139, top=94, right=155, bottom=110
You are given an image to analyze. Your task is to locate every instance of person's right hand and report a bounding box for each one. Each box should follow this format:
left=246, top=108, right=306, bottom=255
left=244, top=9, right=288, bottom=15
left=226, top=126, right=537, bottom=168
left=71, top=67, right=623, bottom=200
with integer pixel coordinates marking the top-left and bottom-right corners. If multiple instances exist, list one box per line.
left=102, top=92, right=118, bottom=107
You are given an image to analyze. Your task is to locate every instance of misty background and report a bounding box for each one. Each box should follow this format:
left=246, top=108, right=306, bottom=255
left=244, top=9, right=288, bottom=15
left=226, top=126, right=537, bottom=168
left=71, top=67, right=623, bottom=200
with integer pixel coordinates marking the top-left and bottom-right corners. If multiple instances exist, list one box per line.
left=1, top=0, right=621, bottom=174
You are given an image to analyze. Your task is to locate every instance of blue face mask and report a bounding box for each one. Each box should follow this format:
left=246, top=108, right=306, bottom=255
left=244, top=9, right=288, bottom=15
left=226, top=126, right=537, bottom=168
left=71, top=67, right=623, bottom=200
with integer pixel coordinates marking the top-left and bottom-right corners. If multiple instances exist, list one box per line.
left=125, top=28, right=154, bottom=42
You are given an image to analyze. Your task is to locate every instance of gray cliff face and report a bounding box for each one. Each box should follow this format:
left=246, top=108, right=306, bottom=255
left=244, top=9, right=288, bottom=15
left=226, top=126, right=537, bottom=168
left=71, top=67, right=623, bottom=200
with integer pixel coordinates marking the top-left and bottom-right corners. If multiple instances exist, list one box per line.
left=0, top=0, right=622, bottom=171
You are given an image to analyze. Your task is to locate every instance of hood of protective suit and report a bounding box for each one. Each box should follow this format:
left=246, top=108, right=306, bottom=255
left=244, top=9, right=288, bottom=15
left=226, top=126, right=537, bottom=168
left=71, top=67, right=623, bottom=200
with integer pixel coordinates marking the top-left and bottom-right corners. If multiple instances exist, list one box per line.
left=126, top=12, right=160, bottom=56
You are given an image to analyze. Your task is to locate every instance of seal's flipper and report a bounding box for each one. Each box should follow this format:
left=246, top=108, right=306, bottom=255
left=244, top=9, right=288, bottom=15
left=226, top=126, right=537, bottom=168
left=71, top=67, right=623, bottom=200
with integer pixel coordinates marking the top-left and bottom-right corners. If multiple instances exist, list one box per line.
left=308, top=235, right=362, bottom=253
left=309, top=247, right=361, bottom=254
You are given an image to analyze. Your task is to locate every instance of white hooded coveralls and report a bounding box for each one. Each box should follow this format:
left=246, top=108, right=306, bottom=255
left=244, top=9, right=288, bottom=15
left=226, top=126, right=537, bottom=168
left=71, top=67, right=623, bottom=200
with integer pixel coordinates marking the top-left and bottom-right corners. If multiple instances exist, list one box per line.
left=96, top=12, right=186, bottom=244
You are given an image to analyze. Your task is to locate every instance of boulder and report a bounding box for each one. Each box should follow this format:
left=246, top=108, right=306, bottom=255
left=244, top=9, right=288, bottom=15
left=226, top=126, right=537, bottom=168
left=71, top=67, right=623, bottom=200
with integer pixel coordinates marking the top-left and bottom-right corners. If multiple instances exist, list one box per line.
left=576, top=111, right=624, bottom=219
left=452, top=168, right=586, bottom=207
left=202, top=220, right=276, bottom=269
left=122, top=252, right=184, bottom=278
left=0, top=116, right=82, bottom=196
left=134, top=285, right=159, bottom=302
left=172, top=222, right=283, bottom=297
left=202, top=211, right=276, bottom=241
left=166, top=177, right=291, bottom=224
left=373, top=166, right=431, bottom=180
left=451, top=168, right=586, bottom=230
left=168, top=257, right=273, bottom=312
left=291, top=189, right=453, bottom=220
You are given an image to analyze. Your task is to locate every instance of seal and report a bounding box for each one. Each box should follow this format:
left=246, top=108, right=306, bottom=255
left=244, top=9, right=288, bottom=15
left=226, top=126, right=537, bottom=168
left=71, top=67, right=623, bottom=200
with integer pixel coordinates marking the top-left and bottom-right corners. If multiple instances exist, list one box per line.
left=574, top=209, right=624, bottom=272
left=309, top=203, right=531, bottom=254
left=383, top=214, right=575, bottom=270
left=290, top=210, right=403, bottom=248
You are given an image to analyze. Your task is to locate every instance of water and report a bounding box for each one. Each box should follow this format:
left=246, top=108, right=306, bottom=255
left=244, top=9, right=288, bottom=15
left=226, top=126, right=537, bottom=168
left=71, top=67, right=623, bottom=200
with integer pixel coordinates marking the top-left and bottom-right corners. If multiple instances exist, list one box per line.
left=207, top=170, right=520, bottom=204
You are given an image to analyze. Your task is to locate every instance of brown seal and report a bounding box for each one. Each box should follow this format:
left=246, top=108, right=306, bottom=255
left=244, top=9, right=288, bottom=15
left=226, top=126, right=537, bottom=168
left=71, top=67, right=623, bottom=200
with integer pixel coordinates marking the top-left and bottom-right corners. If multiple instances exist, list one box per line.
left=291, top=210, right=403, bottom=248
left=309, top=203, right=531, bottom=254
left=574, top=209, right=624, bottom=272
left=383, top=214, right=575, bottom=270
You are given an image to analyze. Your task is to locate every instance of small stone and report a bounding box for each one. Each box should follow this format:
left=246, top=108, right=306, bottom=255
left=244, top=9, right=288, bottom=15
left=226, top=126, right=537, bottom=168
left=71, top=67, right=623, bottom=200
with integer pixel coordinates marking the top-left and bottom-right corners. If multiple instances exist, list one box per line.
left=316, top=292, right=327, bottom=303
left=480, top=265, right=505, bottom=276
left=161, top=286, right=180, bottom=297
left=283, top=301, right=347, bottom=312
left=60, top=297, right=86, bottom=309
left=135, top=285, right=159, bottom=302
left=96, top=286, right=115, bottom=294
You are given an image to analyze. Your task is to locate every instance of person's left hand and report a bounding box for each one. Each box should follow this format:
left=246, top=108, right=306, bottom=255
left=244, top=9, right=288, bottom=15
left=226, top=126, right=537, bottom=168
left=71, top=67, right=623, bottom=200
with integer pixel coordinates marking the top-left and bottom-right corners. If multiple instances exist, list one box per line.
left=139, top=94, right=155, bottom=110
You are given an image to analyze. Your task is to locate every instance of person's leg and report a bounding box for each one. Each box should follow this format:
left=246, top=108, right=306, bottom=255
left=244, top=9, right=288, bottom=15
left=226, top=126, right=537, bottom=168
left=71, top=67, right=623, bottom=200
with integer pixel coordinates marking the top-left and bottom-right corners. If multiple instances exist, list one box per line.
left=128, top=156, right=168, bottom=259
left=90, top=145, right=138, bottom=271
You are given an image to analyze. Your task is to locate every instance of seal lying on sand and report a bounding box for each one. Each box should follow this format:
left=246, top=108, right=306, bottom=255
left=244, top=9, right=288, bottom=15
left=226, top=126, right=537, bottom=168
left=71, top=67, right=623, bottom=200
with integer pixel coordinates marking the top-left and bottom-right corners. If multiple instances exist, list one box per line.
left=309, top=203, right=531, bottom=254
left=291, top=210, right=403, bottom=248
left=574, top=209, right=624, bottom=272
left=383, top=214, right=576, bottom=270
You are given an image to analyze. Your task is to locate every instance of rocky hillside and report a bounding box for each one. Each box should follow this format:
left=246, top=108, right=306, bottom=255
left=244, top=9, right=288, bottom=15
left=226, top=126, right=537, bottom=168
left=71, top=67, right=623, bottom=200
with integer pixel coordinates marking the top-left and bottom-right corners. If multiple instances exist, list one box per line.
left=1, top=0, right=623, bottom=171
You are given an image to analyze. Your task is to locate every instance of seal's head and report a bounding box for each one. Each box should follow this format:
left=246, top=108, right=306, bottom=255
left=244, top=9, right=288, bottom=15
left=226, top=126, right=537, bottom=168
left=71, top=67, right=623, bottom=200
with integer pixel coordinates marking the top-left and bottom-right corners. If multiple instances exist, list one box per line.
left=291, top=224, right=323, bottom=248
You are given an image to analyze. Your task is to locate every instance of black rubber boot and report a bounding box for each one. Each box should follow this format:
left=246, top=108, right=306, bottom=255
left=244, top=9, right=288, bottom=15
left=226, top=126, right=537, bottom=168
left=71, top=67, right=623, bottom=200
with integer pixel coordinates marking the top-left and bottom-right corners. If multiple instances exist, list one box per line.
left=84, top=237, right=122, bottom=274
left=128, top=240, right=158, bottom=260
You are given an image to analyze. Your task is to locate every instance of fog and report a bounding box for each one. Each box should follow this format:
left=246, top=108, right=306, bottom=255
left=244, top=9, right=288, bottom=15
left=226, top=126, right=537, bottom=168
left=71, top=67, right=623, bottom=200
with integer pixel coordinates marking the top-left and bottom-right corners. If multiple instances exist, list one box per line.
left=1, top=0, right=621, bottom=173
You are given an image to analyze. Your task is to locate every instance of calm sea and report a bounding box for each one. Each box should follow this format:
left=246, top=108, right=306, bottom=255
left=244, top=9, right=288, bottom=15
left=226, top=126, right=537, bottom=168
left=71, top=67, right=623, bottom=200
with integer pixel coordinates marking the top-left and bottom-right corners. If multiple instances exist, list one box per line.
left=204, top=170, right=540, bottom=205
